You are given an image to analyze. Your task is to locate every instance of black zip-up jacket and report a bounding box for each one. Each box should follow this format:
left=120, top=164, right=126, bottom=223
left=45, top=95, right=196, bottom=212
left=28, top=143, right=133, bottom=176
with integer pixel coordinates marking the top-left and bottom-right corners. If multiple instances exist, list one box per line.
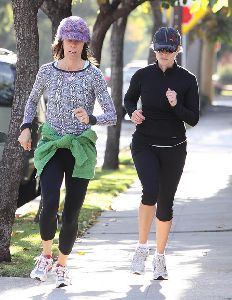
left=124, top=61, right=200, bottom=146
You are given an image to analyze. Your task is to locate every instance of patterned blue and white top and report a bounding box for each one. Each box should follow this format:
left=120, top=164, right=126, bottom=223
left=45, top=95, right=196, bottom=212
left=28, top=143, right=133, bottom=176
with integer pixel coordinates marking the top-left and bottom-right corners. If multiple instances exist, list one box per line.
left=22, top=61, right=117, bottom=136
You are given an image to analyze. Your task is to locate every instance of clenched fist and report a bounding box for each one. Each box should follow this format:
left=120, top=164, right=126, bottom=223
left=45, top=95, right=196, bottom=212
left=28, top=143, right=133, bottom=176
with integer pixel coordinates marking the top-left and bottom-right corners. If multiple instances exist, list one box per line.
left=18, top=128, right=32, bottom=151
left=166, top=88, right=177, bottom=107
left=131, top=110, right=145, bottom=125
left=73, top=107, right=89, bottom=124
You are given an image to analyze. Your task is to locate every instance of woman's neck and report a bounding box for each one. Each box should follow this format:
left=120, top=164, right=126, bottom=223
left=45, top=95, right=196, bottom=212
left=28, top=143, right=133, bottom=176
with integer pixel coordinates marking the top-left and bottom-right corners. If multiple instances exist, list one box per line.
left=58, top=58, right=85, bottom=71
left=158, top=61, right=175, bottom=73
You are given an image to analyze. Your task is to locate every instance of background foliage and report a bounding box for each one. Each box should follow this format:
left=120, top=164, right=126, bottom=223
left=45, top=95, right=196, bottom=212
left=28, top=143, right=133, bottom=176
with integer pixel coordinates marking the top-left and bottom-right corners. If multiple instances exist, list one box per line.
left=0, top=1, right=153, bottom=72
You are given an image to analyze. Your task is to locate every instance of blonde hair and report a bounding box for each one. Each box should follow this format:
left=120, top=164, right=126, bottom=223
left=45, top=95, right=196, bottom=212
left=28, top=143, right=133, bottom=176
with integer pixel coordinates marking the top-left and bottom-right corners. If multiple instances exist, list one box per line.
left=176, top=45, right=183, bottom=53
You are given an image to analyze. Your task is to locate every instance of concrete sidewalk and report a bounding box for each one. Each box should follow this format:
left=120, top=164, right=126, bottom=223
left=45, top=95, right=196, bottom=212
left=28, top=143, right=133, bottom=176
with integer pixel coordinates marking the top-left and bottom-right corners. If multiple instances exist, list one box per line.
left=1, top=98, right=232, bottom=299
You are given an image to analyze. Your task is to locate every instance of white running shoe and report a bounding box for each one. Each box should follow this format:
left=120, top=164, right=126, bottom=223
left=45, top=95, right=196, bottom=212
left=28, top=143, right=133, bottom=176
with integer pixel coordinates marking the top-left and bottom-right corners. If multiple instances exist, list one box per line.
left=130, top=246, right=149, bottom=275
left=30, top=254, right=53, bottom=281
left=55, top=264, right=71, bottom=288
left=153, top=253, right=168, bottom=280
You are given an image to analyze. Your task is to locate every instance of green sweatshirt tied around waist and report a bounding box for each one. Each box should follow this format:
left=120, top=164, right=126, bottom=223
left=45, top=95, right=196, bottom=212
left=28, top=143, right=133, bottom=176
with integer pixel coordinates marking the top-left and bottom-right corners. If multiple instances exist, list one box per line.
left=34, top=123, right=98, bottom=179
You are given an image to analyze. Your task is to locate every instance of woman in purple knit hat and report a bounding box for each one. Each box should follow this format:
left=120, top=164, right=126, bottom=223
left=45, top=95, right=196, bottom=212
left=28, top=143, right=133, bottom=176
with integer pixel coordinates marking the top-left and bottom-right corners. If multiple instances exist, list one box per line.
left=18, top=16, right=116, bottom=288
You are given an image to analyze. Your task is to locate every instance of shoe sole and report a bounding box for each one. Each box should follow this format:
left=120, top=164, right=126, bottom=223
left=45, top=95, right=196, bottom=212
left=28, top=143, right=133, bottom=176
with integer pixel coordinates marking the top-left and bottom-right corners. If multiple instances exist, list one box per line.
left=30, top=267, right=52, bottom=282
left=153, top=275, right=168, bottom=280
left=132, top=271, right=143, bottom=275
left=57, top=283, right=67, bottom=288
left=30, top=274, right=47, bottom=282
left=56, top=281, right=71, bottom=288
left=131, top=269, right=144, bottom=275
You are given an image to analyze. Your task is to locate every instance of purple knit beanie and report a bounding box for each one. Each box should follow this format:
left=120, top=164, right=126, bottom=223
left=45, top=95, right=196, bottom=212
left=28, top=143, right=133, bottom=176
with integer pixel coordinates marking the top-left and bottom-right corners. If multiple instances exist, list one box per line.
left=56, top=16, right=90, bottom=43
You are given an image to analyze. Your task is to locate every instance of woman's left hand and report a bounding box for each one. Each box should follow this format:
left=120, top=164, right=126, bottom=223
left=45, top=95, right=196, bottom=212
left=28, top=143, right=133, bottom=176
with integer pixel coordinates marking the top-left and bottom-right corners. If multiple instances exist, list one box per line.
left=166, top=88, right=177, bottom=107
left=73, top=107, right=89, bottom=124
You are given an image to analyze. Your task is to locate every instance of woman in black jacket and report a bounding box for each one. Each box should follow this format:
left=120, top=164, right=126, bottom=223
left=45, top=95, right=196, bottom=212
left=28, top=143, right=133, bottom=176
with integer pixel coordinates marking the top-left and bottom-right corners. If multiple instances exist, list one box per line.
left=124, top=27, right=199, bottom=280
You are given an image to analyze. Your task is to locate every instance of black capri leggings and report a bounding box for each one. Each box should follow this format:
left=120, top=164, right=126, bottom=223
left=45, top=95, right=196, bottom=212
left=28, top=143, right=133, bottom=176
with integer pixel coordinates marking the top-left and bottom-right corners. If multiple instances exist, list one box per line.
left=39, top=149, right=89, bottom=255
left=131, top=142, right=187, bottom=221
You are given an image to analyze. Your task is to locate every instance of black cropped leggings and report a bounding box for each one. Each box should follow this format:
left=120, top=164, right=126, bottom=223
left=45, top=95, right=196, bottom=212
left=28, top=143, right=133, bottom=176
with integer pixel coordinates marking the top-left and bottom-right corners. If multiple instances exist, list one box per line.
left=131, top=142, right=187, bottom=221
left=39, top=149, right=89, bottom=255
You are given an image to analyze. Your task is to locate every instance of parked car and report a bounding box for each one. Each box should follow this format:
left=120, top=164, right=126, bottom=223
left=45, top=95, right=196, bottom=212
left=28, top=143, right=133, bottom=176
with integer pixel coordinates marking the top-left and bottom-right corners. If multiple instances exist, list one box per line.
left=122, top=60, right=147, bottom=118
left=103, top=60, right=147, bottom=118
left=212, top=73, right=223, bottom=95
left=103, top=67, right=111, bottom=87
left=212, top=72, right=232, bottom=95
left=0, top=48, right=45, bottom=207
left=123, top=60, right=147, bottom=97
left=0, top=48, right=16, bottom=106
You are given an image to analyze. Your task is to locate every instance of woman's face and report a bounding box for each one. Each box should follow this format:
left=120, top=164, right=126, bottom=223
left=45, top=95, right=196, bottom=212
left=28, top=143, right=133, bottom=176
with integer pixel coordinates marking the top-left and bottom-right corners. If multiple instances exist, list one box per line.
left=63, top=39, right=84, bottom=58
left=155, top=49, right=178, bottom=68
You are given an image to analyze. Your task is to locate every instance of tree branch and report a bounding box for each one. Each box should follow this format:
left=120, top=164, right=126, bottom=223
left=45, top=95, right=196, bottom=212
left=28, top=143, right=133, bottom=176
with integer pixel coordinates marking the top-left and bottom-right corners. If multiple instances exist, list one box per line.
left=111, top=0, right=122, bottom=9
left=112, top=0, right=148, bottom=20
left=40, top=0, right=57, bottom=19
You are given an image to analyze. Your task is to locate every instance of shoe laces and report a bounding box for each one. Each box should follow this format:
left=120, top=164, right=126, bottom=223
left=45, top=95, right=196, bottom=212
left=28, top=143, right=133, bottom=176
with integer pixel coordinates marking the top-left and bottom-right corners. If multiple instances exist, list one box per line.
left=133, top=247, right=148, bottom=262
left=36, top=255, right=51, bottom=271
left=154, top=255, right=167, bottom=273
left=55, top=265, right=69, bottom=280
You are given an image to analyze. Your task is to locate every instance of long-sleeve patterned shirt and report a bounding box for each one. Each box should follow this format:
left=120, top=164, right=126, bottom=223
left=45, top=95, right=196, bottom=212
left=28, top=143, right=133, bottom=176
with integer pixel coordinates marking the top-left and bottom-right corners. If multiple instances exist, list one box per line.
left=22, top=61, right=117, bottom=136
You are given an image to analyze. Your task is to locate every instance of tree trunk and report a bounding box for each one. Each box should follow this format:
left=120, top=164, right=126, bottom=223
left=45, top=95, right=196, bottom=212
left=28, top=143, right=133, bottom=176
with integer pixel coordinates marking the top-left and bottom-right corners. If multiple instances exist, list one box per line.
left=0, top=0, right=40, bottom=262
left=102, top=15, right=127, bottom=170
left=200, top=40, right=215, bottom=106
left=148, top=0, right=163, bottom=64
left=41, top=0, right=72, bottom=40
left=91, top=15, right=113, bottom=64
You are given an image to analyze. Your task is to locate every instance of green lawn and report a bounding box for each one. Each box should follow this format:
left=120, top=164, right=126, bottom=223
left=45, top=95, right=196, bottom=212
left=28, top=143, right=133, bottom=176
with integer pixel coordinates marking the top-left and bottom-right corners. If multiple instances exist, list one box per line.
left=0, top=151, right=137, bottom=277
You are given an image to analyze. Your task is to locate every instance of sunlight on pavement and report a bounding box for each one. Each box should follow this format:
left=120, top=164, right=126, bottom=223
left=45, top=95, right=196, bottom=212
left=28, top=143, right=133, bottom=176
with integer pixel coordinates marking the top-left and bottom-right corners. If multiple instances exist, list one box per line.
left=177, top=151, right=231, bottom=199
left=176, top=125, right=232, bottom=200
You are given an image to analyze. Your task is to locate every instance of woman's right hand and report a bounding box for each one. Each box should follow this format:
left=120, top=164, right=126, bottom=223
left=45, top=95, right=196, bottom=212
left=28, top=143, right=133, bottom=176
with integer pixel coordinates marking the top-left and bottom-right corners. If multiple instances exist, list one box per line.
left=131, top=110, right=145, bottom=124
left=18, top=128, right=32, bottom=151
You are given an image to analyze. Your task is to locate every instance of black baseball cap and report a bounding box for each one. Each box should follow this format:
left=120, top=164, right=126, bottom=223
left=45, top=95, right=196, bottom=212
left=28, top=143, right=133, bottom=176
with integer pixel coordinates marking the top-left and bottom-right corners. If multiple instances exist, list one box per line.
left=152, top=27, right=181, bottom=52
